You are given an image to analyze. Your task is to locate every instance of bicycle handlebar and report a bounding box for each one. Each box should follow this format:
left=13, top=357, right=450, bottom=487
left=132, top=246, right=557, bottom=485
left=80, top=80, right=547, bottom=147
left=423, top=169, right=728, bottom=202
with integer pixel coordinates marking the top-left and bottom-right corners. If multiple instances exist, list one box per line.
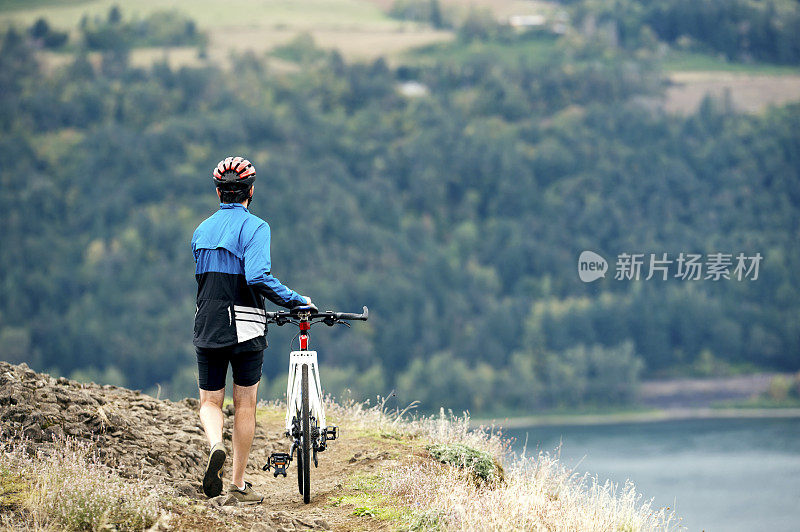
left=265, top=306, right=369, bottom=322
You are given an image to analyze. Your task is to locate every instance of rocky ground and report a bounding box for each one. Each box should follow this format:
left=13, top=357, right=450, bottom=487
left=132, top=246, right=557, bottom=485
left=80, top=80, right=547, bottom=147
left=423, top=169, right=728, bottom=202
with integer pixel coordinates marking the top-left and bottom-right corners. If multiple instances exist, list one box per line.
left=0, top=361, right=406, bottom=531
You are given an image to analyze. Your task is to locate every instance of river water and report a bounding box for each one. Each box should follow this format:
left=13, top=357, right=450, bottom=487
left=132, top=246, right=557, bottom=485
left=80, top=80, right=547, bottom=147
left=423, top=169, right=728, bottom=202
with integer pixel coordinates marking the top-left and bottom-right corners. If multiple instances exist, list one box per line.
left=504, top=417, right=800, bottom=531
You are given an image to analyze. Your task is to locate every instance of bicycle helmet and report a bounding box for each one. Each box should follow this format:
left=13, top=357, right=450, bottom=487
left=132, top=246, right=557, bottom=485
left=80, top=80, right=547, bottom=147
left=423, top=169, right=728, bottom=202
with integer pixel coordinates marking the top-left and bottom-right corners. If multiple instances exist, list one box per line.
left=212, top=156, right=256, bottom=189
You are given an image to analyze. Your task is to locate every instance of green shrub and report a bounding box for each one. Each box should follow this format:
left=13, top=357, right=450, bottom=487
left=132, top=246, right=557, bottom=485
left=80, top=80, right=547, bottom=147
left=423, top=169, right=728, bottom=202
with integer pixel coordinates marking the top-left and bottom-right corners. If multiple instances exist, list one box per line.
left=768, top=375, right=791, bottom=402
left=271, top=33, right=327, bottom=63
left=426, top=442, right=504, bottom=483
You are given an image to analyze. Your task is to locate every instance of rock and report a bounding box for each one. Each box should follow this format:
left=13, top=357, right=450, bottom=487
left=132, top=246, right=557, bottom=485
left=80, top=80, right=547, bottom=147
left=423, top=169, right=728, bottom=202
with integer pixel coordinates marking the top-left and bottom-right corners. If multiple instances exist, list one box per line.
left=250, top=523, right=277, bottom=532
left=313, top=518, right=331, bottom=529
left=145, top=512, right=173, bottom=531
left=64, top=422, right=84, bottom=436
left=224, top=404, right=235, bottom=416
left=54, top=391, right=71, bottom=404
left=23, top=422, right=43, bottom=441
left=2, top=406, right=29, bottom=423
left=181, top=397, right=200, bottom=409
left=294, top=517, right=317, bottom=528
left=43, top=424, right=64, bottom=441
left=208, top=495, right=227, bottom=507
left=209, top=494, right=239, bottom=507
left=222, top=495, right=239, bottom=506
left=0, top=361, right=263, bottom=488
left=174, top=482, right=197, bottom=497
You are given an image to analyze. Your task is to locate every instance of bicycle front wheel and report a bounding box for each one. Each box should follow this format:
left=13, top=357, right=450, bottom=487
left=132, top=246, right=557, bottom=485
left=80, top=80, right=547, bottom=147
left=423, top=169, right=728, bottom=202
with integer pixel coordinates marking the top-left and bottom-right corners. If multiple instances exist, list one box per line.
left=301, top=363, right=311, bottom=504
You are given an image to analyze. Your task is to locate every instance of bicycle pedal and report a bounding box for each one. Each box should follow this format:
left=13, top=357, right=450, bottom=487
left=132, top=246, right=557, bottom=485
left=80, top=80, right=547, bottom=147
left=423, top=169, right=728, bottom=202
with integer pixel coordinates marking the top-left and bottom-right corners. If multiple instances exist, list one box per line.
left=264, top=452, right=291, bottom=477
left=324, top=426, right=338, bottom=441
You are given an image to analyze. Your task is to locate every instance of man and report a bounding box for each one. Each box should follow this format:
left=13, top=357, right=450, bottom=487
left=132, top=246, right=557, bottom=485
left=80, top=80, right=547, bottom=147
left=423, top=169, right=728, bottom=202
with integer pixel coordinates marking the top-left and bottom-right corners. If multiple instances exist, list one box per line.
left=191, top=156, right=314, bottom=503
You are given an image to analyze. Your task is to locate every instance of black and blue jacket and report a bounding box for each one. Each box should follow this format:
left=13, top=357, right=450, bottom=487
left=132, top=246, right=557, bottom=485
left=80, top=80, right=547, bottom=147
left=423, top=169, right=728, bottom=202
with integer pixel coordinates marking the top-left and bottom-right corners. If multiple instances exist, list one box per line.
left=191, top=203, right=307, bottom=349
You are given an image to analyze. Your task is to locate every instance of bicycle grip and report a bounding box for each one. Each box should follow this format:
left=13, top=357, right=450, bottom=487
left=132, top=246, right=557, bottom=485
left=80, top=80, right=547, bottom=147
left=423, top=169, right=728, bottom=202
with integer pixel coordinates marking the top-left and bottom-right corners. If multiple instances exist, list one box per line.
left=334, top=306, right=368, bottom=321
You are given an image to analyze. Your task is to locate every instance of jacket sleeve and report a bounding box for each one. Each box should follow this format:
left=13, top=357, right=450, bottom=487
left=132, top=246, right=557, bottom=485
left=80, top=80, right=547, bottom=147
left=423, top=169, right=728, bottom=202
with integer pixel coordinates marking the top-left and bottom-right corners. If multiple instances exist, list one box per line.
left=243, top=222, right=307, bottom=309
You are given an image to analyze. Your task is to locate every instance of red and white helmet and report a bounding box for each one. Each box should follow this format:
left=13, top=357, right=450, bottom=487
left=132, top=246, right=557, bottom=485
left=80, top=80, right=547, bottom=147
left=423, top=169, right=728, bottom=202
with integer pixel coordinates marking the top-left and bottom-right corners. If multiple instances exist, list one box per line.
left=212, top=156, right=256, bottom=188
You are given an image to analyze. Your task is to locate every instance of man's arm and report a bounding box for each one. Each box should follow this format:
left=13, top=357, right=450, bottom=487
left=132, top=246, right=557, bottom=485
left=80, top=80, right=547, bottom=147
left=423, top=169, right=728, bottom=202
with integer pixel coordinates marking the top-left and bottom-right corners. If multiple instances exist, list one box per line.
left=243, top=223, right=309, bottom=309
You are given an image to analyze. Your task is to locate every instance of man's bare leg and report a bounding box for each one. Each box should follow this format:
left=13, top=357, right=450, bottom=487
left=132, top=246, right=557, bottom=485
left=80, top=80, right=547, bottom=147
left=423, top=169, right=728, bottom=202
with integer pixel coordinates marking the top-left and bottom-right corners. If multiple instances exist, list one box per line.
left=231, top=382, right=259, bottom=488
left=199, top=388, right=225, bottom=446
left=199, top=387, right=227, bottom=497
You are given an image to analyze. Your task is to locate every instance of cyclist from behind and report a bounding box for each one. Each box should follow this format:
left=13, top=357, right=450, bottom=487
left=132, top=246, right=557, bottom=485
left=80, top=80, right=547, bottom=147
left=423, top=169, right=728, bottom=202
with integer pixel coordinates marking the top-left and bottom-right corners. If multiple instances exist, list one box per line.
left=192, top=156, right=315, bottom=503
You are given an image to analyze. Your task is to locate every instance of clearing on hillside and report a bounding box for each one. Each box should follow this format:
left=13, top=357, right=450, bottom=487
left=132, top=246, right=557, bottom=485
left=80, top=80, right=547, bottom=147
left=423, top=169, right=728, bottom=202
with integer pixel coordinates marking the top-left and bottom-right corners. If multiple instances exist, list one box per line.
left=665, top=71, right=800, bottom=114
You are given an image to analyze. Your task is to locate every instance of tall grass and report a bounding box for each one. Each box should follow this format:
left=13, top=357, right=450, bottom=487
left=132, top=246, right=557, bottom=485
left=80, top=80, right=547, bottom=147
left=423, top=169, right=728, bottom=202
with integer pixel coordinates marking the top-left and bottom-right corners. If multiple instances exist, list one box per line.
left=385, top=452, right=676, bottom=531
left=327, top=397, right=677, bottom=531
left=0, top=438, right=167, bottom=531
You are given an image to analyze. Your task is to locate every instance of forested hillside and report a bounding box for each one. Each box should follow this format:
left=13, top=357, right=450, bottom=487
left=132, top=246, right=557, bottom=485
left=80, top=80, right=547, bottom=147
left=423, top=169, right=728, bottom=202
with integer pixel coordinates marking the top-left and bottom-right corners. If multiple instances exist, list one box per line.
left=571, top=0, right=800, bottom=64
left=0, top=2, right=798, bottom=414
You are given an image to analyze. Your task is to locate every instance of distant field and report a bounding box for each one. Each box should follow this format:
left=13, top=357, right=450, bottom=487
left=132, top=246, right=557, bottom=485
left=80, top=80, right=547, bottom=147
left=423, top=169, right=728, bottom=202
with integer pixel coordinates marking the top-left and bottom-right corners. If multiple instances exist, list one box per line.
left=405, top=32, right=560, bottom=66
left=0, top=0, right=395, bottom=29
left=662, top=50, right=800, bottom=75
left=0, top=0, right=453, bottom=61
left=207, top=26, right=451, bottom=63
left=366, top=0, right=560, bottom=21
left=665, top=71, right=800, bottom=114
left=656, top=51, right=800, bottom=113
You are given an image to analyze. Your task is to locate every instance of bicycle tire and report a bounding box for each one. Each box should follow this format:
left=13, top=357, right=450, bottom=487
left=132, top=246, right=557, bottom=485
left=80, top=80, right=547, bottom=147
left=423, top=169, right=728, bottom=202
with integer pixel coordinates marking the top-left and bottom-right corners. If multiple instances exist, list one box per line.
left=296, top=431, right=304, bottom=495
left=301, top=363, right=311, bottom=504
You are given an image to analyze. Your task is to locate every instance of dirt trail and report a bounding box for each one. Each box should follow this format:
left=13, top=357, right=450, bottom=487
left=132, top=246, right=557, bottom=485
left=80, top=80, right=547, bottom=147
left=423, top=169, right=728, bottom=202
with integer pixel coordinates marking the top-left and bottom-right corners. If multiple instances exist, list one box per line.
left=242, top=419, right=402, bottom=532
left=0, top=361, right=402, bottom=531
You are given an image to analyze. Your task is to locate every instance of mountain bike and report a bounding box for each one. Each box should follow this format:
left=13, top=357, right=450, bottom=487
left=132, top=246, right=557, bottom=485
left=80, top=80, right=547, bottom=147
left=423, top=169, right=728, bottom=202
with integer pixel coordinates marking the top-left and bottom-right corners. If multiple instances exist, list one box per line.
left=262, top=305, right=369, bottom=503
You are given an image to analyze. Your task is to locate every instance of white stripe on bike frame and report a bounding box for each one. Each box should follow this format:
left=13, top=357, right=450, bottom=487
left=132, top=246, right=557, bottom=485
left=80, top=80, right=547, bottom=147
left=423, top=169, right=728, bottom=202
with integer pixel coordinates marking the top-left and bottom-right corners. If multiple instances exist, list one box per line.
left=236, top=319, right=265, bottom=343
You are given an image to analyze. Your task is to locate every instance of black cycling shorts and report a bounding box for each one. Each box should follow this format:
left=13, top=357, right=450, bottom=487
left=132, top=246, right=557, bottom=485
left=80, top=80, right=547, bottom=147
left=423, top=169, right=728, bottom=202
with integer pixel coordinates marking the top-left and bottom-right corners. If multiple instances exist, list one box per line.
left=196, top=346, right=264, bottom=391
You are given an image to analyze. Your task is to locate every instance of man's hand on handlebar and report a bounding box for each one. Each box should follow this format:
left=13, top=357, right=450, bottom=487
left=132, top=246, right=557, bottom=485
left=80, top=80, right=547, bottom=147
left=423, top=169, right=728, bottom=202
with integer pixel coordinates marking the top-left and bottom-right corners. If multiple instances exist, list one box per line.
left=298, top=297, right=318, bottom=313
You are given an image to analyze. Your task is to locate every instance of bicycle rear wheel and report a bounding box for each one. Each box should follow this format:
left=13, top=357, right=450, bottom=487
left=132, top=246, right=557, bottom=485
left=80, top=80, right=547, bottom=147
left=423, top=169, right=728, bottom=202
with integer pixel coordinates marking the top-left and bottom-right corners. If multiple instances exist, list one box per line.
left=301, top=363, right=311, bottom=503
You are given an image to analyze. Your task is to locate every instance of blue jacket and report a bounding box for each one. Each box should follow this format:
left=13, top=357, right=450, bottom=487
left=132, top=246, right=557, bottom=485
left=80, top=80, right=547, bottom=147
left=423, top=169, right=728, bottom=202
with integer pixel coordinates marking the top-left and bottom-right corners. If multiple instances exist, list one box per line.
left=191, top=203, right=307, bottom=348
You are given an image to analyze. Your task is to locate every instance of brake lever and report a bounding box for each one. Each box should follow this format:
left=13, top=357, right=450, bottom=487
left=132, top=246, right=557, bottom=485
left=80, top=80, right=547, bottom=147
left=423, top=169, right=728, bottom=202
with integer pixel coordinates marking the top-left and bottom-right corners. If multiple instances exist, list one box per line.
left=338, top=320, right=351, bottom=328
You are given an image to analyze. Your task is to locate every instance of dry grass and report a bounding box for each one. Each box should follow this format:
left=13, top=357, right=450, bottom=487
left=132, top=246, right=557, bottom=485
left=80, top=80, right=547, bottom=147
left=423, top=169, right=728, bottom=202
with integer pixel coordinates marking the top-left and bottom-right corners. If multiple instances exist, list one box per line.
left=325, top=397, right=677, bottom=531
left=0, top=438, right=168, bottom=531
left=385, top=453, right=676, bottom=531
